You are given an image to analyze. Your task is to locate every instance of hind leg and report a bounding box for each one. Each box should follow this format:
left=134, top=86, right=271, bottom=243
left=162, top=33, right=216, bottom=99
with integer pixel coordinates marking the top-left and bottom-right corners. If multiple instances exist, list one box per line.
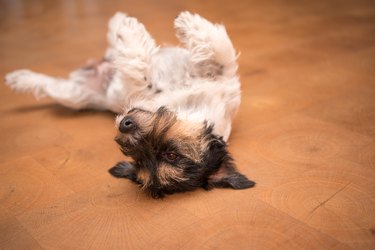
left=5, top=59, right=113, bottom=111
left=174, top=12, right=238, bottom=80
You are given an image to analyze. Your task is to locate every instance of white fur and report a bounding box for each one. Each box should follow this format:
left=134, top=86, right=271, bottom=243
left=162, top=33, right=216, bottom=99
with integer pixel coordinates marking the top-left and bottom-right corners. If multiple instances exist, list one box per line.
left=5, top=12, right=241, bottom=141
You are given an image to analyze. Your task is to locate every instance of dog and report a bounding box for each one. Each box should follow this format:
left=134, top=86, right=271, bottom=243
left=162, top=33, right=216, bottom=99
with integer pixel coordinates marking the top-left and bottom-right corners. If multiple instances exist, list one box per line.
left=5, top=12, right=255, bottom=198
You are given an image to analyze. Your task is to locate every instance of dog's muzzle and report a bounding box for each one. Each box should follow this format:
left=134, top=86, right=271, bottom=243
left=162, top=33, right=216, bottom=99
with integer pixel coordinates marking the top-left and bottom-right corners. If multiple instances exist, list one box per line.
left=119, top=116, right=136, bottom=133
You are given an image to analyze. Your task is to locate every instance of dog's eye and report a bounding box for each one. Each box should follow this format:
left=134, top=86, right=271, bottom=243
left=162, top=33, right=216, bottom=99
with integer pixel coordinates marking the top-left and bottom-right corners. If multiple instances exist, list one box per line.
left=163, top=152, right=179, bottom=162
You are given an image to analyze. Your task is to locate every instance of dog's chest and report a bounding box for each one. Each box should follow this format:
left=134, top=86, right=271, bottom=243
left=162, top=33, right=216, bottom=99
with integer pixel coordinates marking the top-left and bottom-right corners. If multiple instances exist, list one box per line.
left=147, top=47, right=191, bottom=92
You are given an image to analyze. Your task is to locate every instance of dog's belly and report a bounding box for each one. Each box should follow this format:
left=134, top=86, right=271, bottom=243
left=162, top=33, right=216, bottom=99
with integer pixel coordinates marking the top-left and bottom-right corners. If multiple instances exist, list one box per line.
left=148, top=47, right=191, bottom=91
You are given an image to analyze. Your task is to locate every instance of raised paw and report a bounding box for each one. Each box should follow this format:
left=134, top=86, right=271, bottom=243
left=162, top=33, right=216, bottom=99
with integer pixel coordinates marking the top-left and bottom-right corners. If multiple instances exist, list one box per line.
left=106, top=12, right=157, bottom=82
left=174, top=12, right=237, bottom=78
left=107, top=12, right=156, bottom=53
left=174, top=11, right=217, bottom=46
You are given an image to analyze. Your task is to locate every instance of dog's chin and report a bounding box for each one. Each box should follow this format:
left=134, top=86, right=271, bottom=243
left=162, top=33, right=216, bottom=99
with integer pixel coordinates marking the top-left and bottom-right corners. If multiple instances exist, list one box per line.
left=115, top=136, right=136, bottom=156
left=118, top=145, right=132, bottom=156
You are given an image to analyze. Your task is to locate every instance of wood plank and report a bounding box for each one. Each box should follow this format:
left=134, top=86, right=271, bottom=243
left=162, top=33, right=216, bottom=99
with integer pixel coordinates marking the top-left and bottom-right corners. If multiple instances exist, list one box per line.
left=1, top=0, right=374, bottom=249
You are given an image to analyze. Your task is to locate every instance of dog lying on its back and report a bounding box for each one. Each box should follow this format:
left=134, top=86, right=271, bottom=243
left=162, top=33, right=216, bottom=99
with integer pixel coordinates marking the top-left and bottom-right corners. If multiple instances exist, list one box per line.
left=5, top=12, right=255, bottom=198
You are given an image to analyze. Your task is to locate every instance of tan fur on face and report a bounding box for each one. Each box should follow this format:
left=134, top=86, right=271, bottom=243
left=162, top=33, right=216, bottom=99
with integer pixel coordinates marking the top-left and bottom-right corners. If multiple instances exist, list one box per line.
left=127, top=109, right=155, bottom=134
left=150, top=110, right=177, bottom=137
left=164, top=120, right=208, bottom=162
left=158, top=163, right=188, bottom=186
left=165, top=120, right=202, bottom=140
left=137, top=168, right=151, bottom=188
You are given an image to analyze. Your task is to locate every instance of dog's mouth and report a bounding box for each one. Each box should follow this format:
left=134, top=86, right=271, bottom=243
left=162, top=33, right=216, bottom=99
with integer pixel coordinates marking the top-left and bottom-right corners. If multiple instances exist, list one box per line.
left=115, top=135, right=127, bottom=147
left=114, top=134, right=135, bottom=156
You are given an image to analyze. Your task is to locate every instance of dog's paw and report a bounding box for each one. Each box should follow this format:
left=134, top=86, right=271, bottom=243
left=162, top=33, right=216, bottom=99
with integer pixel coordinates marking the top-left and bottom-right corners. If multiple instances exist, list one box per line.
left=174, top=11, right=215, bottom=44
left=5, top=70, right=41, bottom=93
left=107, top=12, right=155, bottom=51
left=4, top=69, right=51, bottom=99
left=174, top=11, right=226, bottom=62
left=174, top=12, right=237, bottom=77
left=107, top=12, right=131, bottom=46
left=107, top=12, right=157, bottom=82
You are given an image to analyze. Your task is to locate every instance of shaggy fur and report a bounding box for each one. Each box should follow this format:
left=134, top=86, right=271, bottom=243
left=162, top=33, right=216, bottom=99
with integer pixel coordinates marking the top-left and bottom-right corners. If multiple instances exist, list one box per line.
left=5, top=12, right=255, bottom=198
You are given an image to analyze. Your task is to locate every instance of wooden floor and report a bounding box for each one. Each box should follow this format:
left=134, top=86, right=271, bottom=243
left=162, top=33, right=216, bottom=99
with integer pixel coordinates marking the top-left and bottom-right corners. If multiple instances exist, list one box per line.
left=1, top=0, right=375, bottom=249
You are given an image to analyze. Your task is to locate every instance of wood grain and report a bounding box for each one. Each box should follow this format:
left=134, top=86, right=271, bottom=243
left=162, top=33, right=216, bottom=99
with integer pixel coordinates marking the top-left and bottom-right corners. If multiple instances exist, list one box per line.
left=1, top=0, right=375, bottom=249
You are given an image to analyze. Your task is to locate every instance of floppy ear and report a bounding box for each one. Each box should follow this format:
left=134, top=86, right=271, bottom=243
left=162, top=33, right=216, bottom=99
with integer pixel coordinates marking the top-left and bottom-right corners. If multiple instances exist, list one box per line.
left=203, top=136, right=255, bottom=190
left=207, top=162, right=255, bottom=189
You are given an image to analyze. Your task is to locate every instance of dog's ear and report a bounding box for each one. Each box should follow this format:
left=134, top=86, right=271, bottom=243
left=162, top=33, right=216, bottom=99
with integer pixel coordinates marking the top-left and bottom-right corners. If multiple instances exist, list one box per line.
left=203, top=137, right=255, bottom=189
left=207, top=162, right=255, bottom=189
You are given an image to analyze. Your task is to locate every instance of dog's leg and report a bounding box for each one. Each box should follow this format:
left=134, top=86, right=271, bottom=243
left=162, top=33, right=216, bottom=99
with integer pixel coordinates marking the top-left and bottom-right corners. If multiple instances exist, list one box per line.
left=174, top=12, right=238, bottom=80
left=106, top=12, right=158, bottom=86
left=5, top=60, right=112, bottom=111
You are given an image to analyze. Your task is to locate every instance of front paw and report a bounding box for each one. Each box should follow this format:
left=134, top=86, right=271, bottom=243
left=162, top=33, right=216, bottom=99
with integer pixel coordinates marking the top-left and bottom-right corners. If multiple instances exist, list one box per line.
left=174, top=11, right=213, bottom=43
left=108, top=12, right=154, bottom=51
left=108, top=161, right=136, bottom=179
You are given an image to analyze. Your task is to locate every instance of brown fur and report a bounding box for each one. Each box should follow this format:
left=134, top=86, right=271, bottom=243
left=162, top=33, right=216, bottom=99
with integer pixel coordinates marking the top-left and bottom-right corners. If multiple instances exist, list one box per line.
left=164, top=120, right=206, bottom=162
left=157, top=163, right=188, bottom=186
left=137, top=168, right=151, bottom=188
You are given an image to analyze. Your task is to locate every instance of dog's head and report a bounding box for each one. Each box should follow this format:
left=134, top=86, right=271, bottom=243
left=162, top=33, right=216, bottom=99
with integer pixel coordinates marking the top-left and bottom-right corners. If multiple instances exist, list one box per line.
left=111, top=107, right=254, bottom=198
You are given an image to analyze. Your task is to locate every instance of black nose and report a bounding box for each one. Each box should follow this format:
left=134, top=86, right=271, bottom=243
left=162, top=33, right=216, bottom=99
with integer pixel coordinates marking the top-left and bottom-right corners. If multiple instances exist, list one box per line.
left=119, top=117, right=136, bottom=133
